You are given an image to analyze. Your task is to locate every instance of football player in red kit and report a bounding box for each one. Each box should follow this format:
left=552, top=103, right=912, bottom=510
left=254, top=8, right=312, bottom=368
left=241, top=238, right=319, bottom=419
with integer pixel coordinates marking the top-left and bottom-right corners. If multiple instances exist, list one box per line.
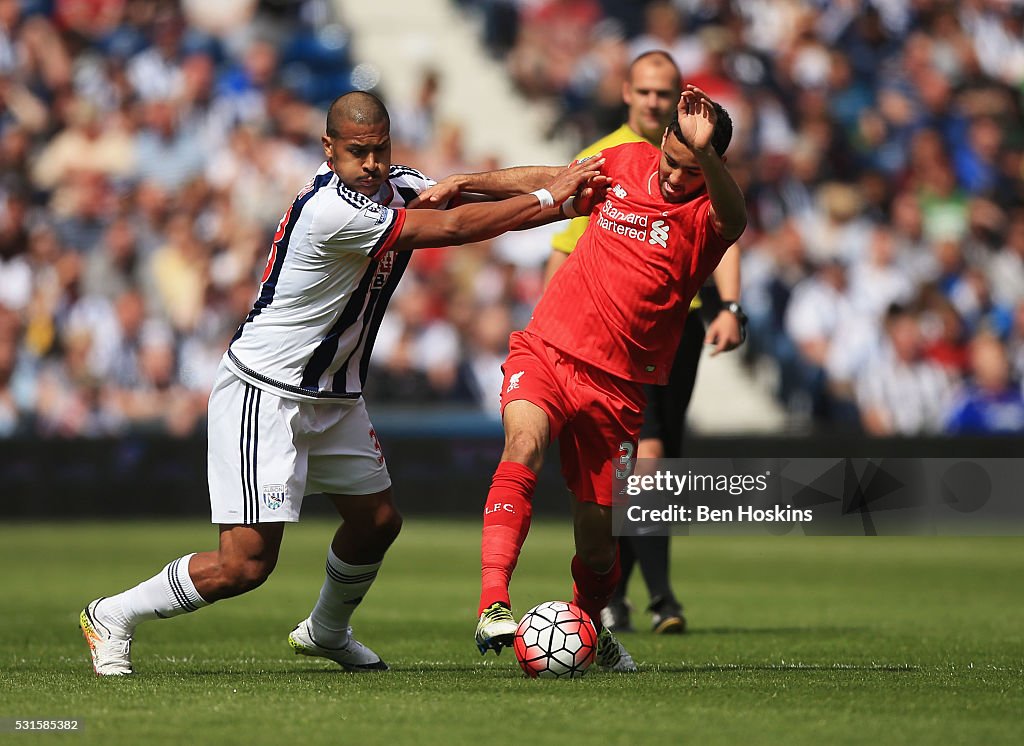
left=424, top=85, right=746, bottom=671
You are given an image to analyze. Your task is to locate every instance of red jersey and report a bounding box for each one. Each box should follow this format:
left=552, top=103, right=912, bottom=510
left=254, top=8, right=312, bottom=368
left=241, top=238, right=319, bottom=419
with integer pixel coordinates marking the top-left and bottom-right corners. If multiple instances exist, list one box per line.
left=528, top=141, right=733, bottom=385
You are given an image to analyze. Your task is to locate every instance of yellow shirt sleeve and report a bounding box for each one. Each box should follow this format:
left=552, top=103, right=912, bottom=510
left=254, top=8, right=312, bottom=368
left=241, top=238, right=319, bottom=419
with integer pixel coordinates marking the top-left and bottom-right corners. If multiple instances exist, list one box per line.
left=551, top=215, right=590, bottom=255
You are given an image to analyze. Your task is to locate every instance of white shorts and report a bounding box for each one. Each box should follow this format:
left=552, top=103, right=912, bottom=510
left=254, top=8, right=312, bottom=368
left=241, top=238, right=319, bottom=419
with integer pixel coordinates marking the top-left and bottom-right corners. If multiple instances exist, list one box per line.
left=207, top=366, right=392, bottom=524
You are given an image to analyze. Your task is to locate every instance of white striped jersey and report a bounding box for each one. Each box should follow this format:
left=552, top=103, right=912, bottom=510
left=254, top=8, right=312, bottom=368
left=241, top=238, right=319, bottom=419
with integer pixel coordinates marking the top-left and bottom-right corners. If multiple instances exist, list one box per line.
left=225, top=162, right=435, bottom=401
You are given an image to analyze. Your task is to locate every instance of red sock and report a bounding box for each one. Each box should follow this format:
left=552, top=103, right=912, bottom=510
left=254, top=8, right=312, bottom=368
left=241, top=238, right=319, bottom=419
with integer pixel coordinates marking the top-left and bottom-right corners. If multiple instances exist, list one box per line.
left=478, top=461, right=536, bottom=614
left=571, top=553, right=621, bottom=631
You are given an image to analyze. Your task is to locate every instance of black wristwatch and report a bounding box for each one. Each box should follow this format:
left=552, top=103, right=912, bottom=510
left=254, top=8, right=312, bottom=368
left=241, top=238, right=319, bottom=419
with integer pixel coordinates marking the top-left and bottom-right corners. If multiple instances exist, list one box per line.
left=722, top=301, right=748, bottom=344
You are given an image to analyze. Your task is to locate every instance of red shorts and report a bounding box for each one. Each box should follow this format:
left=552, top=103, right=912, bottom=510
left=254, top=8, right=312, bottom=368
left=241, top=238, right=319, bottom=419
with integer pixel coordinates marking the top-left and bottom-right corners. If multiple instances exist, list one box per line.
left=499, top=331, right=644, bottom=506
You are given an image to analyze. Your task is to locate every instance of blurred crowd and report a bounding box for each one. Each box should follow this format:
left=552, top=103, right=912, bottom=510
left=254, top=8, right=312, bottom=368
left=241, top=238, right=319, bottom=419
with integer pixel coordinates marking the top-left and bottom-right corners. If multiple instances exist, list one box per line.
left=3, top=0, right=1024, bottom=439
left=0, top=0, right=360, bottom=437
left=0, top=0, right=532, bottom=438
left=462, top=0, right=1024, bottom=436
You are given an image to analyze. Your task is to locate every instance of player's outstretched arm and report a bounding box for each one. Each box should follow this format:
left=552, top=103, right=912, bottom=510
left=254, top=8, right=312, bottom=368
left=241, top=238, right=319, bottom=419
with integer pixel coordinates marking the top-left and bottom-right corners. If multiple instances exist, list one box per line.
left=411, top=166, right=561, bottom=207
left=677, top=86, right=747, bottom=242
left=412, top=155, right=606, bottom=207
left=515, top=175, right=607, bottom=232
left=393, top=158, right=604, bottom=251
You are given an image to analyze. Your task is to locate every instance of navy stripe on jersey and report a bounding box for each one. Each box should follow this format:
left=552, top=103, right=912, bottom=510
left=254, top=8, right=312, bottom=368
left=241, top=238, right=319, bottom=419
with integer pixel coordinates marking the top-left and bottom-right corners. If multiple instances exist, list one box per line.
left=352, top=252, right=412, bottom=392
left=299, top=261, right=379, bottom=392
left=330, top=249, right=411, bottom=394
left=395, top=185, right=419, bottom=205
left=337, top=182, right=373, bottom=210
left=228, top=350, right=361, bottom=400
left=389, top=164, right=428, bottom=181
left=232, top=171, right=334, bottom=344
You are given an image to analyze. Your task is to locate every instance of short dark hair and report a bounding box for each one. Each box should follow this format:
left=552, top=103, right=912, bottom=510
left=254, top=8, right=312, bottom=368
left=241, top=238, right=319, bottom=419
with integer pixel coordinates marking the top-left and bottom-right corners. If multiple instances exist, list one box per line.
left=326, top=91, right=390, bottom=138
left=668, top=101, right=733, bottom=157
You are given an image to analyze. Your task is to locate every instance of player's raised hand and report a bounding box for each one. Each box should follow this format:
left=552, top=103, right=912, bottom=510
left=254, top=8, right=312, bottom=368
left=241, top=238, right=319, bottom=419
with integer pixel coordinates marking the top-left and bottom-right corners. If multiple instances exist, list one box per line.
left=545, top=155, right=605, bottom=205
left=675, top=85, right=717, bottom=153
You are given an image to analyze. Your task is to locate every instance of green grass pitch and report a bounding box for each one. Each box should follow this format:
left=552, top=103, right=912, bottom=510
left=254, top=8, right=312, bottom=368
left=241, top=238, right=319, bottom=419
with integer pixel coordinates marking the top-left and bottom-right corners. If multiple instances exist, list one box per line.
left=2, top=519, right=1022, bottom=745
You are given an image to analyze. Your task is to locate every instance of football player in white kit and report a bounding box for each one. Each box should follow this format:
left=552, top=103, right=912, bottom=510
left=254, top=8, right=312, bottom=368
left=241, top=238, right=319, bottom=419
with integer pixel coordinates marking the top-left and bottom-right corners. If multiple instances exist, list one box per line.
left=80, top=91, right=606, bottom=675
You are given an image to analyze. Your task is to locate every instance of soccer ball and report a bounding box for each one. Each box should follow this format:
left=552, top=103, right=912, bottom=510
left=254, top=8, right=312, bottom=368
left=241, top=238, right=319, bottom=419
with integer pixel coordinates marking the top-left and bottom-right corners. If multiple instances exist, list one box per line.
left=513, top=601, right=597, bottom=679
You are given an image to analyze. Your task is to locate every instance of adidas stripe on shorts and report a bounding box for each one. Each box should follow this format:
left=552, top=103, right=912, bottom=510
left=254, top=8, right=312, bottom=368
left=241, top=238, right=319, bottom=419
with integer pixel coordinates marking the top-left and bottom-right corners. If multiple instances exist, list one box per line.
left=207, top=365, right=392, bottom=524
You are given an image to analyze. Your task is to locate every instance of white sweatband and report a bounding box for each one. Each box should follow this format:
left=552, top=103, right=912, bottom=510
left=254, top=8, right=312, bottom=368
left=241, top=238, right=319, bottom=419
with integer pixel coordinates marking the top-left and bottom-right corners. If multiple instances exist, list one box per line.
left=560, top=197, right=580, bottom=219
left=530, top=188, right=555, bottom=208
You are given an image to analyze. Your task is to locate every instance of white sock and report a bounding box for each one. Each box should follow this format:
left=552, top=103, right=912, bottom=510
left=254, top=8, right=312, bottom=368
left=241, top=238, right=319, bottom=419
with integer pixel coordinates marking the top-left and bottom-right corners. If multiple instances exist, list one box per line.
left=308, top=549, right=381, bottom=647
left=96, top=554, right=210, bottom=638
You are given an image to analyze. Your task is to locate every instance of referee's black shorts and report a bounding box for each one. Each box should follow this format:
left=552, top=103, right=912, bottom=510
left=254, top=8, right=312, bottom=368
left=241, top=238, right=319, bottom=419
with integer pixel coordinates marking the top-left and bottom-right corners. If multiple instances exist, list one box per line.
left=638, top=311, right=705, bottom=458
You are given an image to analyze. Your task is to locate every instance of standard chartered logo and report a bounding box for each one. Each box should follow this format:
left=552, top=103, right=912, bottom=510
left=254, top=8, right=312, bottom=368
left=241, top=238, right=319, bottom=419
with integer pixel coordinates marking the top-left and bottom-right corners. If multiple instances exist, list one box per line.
left=649, top=220, right=670, bottom=248
left=597, top=202, right=672, bottom=246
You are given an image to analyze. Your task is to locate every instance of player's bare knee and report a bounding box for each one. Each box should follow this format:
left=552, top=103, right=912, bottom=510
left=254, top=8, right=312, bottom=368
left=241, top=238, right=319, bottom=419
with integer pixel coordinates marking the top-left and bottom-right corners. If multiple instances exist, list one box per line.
left=217, top=555, right=276, bottom=594
left=235, top=557, right=276, bottom=592
left=339, top=499, right=402, bottom=554
left=501, top=431, right=545, bottom=471
left=371, top=504, right=403, bottom=547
